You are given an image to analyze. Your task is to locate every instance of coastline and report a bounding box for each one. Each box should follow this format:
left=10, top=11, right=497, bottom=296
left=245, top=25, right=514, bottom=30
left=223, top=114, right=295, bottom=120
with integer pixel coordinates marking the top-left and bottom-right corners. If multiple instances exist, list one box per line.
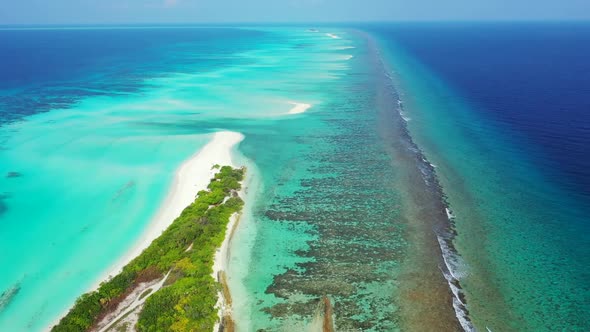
left=212, top=211, right=240, bottom=332
left=212, top=145, right=256, bottom=332
left=48, top=130, right=245, bottom=331
left=222, top=159, right=260, bottom=332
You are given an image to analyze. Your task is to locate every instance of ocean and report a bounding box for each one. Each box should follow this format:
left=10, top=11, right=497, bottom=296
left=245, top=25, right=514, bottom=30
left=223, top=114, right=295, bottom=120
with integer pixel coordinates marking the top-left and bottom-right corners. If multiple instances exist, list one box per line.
left=369, top=22, right=590, bottom=331
left=0, top=26, right=265, bottom=330
left=0, top=23, right=589, bottom=331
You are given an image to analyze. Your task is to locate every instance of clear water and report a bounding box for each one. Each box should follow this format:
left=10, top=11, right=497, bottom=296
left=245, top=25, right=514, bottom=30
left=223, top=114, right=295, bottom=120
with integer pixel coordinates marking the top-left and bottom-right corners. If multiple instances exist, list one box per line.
left=227, top=30, right=459, bottom=331
left=370, top=22, right=590, bottom=331
left=1, top=23, right=589, bottom=332
left=0, top=26, right=268, bottom=330
left=1, top=27, right=390, bottom=331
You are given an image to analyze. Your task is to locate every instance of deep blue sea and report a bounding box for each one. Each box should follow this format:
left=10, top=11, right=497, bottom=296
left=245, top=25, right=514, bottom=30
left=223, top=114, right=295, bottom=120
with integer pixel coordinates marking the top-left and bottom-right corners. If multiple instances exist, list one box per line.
left=370, top=22, right=590, bottom=330
left=375, top=22, right=590, bottom=198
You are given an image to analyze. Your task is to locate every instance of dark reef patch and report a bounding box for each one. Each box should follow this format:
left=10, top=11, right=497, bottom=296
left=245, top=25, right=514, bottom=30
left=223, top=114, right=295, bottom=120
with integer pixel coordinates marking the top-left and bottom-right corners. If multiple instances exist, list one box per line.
left=112, top=180, right=136, bottom=202
left=0, top=78, right=142, bottom=126
left=6, top=172, right=22, bottom=178
left=252, top=30, right=463, bottom=331
left=0, top=193, right=9, bottom=216
left=370, top=32, right=467, bottom=331
left=256, top=35, right=404, bottom=330
left=0, top=283, right=21, bottom=313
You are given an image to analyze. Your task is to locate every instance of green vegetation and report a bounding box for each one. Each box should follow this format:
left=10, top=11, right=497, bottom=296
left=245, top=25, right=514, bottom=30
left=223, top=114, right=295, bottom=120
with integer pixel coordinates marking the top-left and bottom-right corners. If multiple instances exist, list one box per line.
left=52, top=166, right=245, bottom=332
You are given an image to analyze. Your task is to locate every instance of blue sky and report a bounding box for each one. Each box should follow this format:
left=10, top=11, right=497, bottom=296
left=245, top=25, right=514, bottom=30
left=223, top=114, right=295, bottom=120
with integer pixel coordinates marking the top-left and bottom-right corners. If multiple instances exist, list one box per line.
left=1, top=0, right=589, bottom=24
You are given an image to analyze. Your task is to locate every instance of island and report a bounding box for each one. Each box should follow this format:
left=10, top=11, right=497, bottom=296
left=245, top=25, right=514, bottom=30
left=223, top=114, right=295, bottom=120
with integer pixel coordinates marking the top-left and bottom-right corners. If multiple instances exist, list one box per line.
left=52, top=166, right=245, bottom=332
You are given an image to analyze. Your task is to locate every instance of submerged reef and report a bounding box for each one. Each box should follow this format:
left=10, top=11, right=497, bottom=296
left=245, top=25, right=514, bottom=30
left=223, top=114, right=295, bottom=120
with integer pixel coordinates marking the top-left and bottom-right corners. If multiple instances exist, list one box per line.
left=0, top=193, right=9, bottom=216
left=0, top=283, right=20, bottom=313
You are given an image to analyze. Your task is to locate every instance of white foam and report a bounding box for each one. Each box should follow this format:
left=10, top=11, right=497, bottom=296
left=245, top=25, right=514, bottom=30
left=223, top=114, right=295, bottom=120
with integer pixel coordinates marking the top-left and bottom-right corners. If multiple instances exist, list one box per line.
left=445, top=208, right=455, bottom=220
left=436, top=234, right=475, bottom=332
left=326, top=33, right=341, bottom=39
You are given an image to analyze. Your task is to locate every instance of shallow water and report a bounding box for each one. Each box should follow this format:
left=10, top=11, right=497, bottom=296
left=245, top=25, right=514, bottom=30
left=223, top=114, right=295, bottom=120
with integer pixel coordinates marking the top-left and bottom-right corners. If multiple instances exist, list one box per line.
left=227, top=30, right=461, bottom=331
left=2, top=23, right=588, bottom=332
left=1, top=27, right=387, bottom=331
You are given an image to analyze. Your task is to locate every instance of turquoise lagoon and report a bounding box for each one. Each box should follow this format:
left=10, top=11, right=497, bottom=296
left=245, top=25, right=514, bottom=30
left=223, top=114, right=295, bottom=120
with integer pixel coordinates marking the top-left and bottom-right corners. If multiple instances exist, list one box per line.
left=0, top=27, right=377, bottom=330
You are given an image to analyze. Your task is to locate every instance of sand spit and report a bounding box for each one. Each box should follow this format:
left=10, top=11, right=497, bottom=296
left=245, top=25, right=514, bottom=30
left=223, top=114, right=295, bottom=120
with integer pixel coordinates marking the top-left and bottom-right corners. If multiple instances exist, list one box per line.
left=48, top=131, right=244, bottom=331
left=288, top=102, right=312, bottom=114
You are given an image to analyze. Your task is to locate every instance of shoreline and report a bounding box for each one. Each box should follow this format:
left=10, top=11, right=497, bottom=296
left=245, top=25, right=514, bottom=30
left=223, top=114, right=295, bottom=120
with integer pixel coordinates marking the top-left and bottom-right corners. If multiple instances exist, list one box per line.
left=212, top=210, right=241, bottom=332
left=48, top=130, right=245, bottom=331
left=221, top=159, right=260, bottom=332
left=212, top=145, right=254, bottom=331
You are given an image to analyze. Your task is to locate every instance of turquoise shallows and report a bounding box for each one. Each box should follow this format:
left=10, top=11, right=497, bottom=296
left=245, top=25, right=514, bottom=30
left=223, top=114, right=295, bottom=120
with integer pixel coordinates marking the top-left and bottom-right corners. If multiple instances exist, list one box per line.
left=2, top=27, right=406, bottom=330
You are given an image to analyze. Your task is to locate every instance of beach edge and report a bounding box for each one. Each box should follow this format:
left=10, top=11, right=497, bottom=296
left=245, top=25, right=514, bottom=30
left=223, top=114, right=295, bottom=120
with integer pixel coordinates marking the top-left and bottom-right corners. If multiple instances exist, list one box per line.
left=47, top=130, right=245, bottom=331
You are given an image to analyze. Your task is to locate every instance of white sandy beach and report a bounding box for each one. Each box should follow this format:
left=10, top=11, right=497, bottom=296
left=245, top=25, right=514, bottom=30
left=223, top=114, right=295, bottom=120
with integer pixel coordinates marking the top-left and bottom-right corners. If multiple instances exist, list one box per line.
left=212, top=211, right=240, bottom=332
left=212, top=211, right=240, bottom=288
left=100, top=130, right=244, bottom=284
left=48, top=131, right=244, bottom=331
left=219, top=161, right=260, bottom=332
left=288, top=102, right=312, bottom=114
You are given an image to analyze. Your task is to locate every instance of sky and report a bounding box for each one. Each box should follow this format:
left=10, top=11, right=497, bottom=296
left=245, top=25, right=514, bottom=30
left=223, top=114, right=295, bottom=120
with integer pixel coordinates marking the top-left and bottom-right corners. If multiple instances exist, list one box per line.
left=0, top=0, right=589, bottom=25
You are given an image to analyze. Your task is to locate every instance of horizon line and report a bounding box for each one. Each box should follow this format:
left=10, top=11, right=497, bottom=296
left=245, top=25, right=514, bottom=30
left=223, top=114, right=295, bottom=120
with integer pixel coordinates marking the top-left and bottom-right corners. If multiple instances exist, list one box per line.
left=1, top=18, right=589, bottom=28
